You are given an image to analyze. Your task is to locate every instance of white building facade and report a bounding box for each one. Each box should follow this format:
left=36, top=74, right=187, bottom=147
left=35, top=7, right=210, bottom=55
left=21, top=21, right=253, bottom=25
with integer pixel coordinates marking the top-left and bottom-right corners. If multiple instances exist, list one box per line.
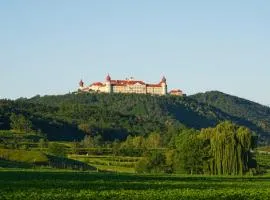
left=79, top=75, right=183, bottom=96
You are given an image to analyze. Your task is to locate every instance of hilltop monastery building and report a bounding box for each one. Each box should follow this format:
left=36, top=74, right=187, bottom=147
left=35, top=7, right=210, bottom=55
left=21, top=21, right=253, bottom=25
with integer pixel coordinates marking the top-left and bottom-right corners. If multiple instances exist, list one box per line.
left=78, top=74, right=183, bottom=96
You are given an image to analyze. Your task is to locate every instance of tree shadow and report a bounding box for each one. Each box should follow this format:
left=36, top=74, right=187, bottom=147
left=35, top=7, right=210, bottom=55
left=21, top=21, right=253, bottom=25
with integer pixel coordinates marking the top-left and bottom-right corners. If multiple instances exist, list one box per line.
left=0, top=158, right=33, bottom=168
left=167, top=97, right=269, bottom=139
left=47, top=155, right=97, bottom=171
left=32, top=117, right=85, bottom=141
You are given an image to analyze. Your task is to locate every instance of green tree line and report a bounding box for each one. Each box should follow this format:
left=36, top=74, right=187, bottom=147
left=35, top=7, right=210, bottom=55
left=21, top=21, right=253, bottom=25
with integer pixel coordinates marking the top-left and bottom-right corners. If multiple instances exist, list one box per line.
left=1, top=92, right=269, bottom=143
left=134, top=121, right=257, bottom=175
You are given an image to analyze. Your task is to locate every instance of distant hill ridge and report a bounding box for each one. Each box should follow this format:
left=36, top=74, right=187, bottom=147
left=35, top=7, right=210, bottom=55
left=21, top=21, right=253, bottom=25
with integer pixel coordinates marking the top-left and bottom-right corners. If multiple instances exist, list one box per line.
left=190, top=91, right=270, bottom=138
left=0, top=91, right=269, bottom=144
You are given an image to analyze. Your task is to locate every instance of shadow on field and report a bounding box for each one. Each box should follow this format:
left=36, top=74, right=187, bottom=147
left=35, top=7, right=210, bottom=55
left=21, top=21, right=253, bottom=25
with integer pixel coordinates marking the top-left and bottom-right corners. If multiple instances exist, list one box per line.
left=1, top=171, right=270, bottom=191
left=47, top=155, right=97, bottom=171
left=0, top=158, right=33, bottom=168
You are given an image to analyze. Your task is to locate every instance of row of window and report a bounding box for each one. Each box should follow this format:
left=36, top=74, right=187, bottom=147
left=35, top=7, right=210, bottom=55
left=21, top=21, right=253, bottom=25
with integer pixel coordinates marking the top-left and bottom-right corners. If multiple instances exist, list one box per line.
left=111, top=86, right=163, bottom=94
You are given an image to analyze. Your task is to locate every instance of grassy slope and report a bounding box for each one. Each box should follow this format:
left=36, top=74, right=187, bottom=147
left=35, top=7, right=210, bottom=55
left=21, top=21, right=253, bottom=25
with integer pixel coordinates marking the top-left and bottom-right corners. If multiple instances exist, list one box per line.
left=0, top=149, right=48, bottom=164
left=1, top=170, right=270, bottom=200
left=0, top=148, right=97, bottom=171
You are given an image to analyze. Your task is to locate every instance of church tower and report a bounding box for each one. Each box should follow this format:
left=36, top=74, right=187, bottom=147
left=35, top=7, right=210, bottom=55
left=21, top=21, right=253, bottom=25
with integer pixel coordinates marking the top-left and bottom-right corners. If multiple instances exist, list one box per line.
left=161, top=76, right=167, bottom=95
left=79, top=79, right=84, bottom=90
left=105, top=74, right=112, bottom=93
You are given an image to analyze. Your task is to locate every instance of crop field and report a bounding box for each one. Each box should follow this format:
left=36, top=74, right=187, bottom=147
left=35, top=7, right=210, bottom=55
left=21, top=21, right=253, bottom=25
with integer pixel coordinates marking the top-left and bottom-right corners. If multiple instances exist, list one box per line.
left=1, top=170, right=270, bottom=200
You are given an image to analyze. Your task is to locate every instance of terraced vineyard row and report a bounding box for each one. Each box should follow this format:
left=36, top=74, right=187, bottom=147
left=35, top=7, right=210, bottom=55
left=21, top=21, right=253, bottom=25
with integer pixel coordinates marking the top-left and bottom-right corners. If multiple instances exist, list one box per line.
left=69, top=155, right=140, bottom=173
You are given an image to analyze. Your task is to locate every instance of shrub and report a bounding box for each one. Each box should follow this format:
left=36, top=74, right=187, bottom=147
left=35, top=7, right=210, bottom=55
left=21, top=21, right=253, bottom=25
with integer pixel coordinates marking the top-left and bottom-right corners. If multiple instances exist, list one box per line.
left=48, top=143, right=67, bottom=157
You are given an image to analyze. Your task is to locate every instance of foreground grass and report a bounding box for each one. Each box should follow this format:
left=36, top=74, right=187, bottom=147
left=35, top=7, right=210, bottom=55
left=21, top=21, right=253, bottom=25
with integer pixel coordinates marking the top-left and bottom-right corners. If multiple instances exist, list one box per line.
left=1, top=171, right=270, bottom=200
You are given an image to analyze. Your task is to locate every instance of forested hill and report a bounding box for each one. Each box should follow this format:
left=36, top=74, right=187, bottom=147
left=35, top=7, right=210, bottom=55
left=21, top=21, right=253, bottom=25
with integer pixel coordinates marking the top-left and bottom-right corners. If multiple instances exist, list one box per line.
left=190, top=91, right=270, bottom=141
left=0, top=92, right=269, bottom=143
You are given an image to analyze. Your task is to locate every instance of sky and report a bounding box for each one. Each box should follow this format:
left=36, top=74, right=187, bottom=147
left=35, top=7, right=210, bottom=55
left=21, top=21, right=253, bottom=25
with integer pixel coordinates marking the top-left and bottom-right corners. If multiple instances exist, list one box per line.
left=0, top=0, right=269, bottom=105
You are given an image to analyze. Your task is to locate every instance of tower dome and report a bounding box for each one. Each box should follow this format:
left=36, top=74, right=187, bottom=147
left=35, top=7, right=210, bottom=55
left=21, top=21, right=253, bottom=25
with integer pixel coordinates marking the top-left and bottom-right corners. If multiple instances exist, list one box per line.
left=161, top=76, right=166, bottom=83
left=79, top=79, right=84, bottom=87
left=106, top=74, right=111, bottom=82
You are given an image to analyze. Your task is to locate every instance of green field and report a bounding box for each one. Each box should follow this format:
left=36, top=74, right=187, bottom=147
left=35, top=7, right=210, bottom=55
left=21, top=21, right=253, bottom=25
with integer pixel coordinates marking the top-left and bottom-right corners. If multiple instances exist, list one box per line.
left=69, top=154, right=140, bottom=173
left=1, top=170, right=270, bottom=200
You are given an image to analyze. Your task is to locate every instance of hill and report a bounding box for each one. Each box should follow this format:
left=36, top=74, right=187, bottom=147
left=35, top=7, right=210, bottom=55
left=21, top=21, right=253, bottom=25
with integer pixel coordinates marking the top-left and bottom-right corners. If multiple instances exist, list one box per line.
left=190, top=91, right=270, bottom=143
left=0, top=92, right=269, bottom=144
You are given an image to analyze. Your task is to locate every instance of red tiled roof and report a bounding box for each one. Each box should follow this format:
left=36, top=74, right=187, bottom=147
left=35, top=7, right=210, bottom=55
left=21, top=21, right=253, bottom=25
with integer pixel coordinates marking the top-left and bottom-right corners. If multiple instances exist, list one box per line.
left=90, top=82, right=105, bottom=87
left=169, top=89, right=182, bottom=93
left=146, top=83, right=162, bottom=87
left=111, top=80, right=146, bottom=86
left=89, top=79, right=165, bottom=88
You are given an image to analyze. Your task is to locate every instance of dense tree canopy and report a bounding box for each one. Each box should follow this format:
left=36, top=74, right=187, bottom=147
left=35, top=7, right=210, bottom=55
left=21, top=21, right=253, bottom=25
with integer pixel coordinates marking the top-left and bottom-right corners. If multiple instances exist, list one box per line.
left=191, top=91, right=270, bottom=144
left=0, top=92, right=265, bottom=175
left=9, top=113, right=33, bottom=133
left=0, top=92, right=269, bottom=143
left=200, top=121, right=256, bottom=175
left=135, top=122, right=257, bottom=175
left=173, top=121, right=257, bottom=175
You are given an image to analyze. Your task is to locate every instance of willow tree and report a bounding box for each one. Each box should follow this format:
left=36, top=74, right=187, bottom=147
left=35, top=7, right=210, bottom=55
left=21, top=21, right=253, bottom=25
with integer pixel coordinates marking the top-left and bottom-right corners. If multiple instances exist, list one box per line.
left=200, top=121, right=256, bottom=175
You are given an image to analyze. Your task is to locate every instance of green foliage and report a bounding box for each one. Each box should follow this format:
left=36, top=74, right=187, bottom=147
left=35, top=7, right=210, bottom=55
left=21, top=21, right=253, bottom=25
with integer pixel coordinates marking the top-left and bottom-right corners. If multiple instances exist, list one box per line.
left=146, top=132, right=162, bottom=149
left=117, top=133, right=164, bottom=157
left=81, top=135, right=95, bottom=148
left=256, top=152, right=270, bottom=173
left=164, top=149, right=176, bottom=173
left=0, top=130, right=45, bottom=149
left=1, top=92, right=268, bottom=176
left=148, top=151, right=166, bottom=173
left=78, top=123, right=92, bottom=135
left=135, top=157, right=151, bottom=173
left=191, top=91, right=270, bottom=144
left=9, top=113, right=33, bottom=133
left=70, top=141, right=80, bottom=154
left=1, top=92, right=269, bottom=143
left=174, top=129, right=206, bottom=174
left=200, top=121, right=256, bottom=175
left=48, top=143, right=67, bottom=157
left=172, top=122, right=256, bottom=175
left=93, top=135, right=102, bottom=147
left=135, top=151, right=166, bottom=173
left=38, top=138, right=48, bottom=150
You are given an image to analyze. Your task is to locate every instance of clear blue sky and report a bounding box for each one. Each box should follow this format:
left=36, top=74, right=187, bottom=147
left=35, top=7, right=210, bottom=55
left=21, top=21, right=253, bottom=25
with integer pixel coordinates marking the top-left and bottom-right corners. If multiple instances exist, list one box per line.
left=0, top=0, right=269, bottom=105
